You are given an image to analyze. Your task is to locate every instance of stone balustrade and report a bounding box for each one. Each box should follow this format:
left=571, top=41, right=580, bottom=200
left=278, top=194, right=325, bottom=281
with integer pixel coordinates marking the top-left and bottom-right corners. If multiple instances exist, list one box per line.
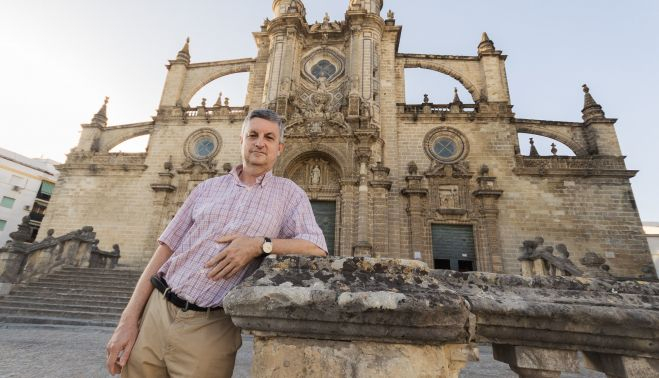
left=225, top=256, right=659, bottom=378
left=0, top=226, right=119, bottom=295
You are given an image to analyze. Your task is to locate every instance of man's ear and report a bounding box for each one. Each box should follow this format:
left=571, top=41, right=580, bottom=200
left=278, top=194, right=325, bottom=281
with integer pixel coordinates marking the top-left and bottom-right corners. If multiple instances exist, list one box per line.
left=278, top=143, right=284, bottom=156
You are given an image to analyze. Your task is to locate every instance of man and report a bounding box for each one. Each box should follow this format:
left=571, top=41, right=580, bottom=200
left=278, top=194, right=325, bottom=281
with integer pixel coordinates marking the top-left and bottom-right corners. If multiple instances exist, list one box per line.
left=106, top=109, right=327, bottom=377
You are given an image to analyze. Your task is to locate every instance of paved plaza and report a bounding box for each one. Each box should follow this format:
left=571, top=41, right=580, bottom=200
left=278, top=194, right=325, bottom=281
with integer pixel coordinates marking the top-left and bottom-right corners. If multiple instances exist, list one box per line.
left=0, top=324, right=603, bottom=377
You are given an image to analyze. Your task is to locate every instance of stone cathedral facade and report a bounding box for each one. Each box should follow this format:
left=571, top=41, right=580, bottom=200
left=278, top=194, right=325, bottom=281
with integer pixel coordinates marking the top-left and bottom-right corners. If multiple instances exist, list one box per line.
left=39, top=0, right=652, bottom=276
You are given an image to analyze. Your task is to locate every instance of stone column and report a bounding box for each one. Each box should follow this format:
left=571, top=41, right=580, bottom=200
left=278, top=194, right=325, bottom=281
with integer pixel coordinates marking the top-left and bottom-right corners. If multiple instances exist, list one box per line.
left=492, top=345, right=579, bottom=378
left=224, top=256, right=478, bottom=378
left=369, top=163, right=392, bottom=257
left=402, top=174, right=428, bottom=262
left=472, top=169, right=503, bottom=272
left=339, top=178, right=358, bottom=257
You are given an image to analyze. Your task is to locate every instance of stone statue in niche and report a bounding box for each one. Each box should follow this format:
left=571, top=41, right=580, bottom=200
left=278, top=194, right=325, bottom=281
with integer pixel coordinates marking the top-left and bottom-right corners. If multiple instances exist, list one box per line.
left=311, top=165, right=321, bottom=185
left=438, top=185, right=460, bottom=209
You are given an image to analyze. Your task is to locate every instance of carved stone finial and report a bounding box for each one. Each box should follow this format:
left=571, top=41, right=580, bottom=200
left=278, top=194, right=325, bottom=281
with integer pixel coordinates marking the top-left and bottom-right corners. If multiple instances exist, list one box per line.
left=176, top=37, right=191, bottom=64
left=164, top=156, right=173, bottom=171
left=451, top=87, right=462, bottom=104
left=407, top=161, right=418, bottom=175
left=223, top=162, right=232, bottom=173
left=478, top=32, right=495, bottom=54
left=224, top=97, right=230, bottom=106
left=214, top=92, right=223, bottom=107
left=91, top=97, right=109, bottom=127
left=479, top=164, right=489, bottom=176
left=387, top=9, right=394, bottom=20
left=9, top=216, right=32, bottom=243
left=581, top=83, right=605, bottom=120
left=529, top=138, right=539, bottom=157
left=201, top=98, right=207, bottom=108
left=323, top=12, right=330, bottom=23
left=550, top=143, right=557, bottom=156
left=423, top=94, right=429, bottom=104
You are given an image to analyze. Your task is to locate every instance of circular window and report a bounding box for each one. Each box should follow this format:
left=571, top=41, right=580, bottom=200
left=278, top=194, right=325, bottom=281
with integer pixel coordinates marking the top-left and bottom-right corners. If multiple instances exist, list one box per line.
left=194, top=137, right=215, bottom=158
left=311, top=60, right=337, bottom=80
left=184, top=128, right=222, bottom=161
left=434, top=138, right=457, bottom=159
left=423, top=127, right=468, bottom=163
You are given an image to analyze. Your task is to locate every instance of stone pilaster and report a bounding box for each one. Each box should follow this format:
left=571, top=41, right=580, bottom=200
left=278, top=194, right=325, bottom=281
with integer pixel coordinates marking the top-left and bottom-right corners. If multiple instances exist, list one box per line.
left=369, top=163, right=392, bottom=257
left=472, top=169, right=504, bottom=272
left=402, top=174, right=428, bottom=261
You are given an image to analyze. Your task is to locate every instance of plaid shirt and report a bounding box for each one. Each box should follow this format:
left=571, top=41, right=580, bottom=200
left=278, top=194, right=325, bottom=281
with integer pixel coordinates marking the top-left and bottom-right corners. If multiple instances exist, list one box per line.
left=158, top=165, right=327, bottom=307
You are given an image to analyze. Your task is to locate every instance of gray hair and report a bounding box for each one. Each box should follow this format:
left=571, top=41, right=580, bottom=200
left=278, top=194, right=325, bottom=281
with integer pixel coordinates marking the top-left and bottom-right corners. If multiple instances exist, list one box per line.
left=241, top=108, right=285, bottom=143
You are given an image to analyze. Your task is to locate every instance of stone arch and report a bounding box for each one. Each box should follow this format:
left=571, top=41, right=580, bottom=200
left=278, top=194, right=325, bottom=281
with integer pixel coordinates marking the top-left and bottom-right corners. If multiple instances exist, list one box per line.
left=402, top=60, right=480, bottom=102
left=275, top=144, right=351, bottom=178
left=99, top=122, right=154, bottom=153
left=515, top=126, right=588, bottom=156
left=179, top=59, right=254, bottom=107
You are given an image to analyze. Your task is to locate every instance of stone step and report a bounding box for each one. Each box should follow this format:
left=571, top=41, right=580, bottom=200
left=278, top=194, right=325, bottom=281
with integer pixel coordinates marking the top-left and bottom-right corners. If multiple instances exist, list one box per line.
left=32, top=279, right=137, bottom=291
left=0, top=295, right=130, bottom=307
left=60, top=266, right=142, bottom=273
left=0, top=306, right=121, bottom=321
left=0, top=299, right=125, bottom=314
left=50, top=270, right=142, bottom=280
left=40, top=274, right=140, bottom=283
left=12, top=286, right=135, bottom=297
left=5, top=290, right=132, bottom=301
left=0, top=314, right=117, bottom=327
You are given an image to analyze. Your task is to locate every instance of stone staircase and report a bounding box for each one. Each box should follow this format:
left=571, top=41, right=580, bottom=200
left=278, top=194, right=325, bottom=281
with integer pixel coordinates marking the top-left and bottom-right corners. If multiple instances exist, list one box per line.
left=0, top=266, right=141, bottom=327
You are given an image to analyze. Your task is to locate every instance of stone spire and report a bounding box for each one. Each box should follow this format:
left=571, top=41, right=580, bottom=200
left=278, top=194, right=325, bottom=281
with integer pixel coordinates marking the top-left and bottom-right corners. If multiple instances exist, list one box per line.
left=90, top=96, right=109, bottom=127
left=581, top=84, right=605, bottom=120
left=451, top=87, right=462, bottom=105
left=478, top=32, right=496, bottom=54
left=528, top=137, right=539, bottom=157
left=175, top=37, right=191, bottom=65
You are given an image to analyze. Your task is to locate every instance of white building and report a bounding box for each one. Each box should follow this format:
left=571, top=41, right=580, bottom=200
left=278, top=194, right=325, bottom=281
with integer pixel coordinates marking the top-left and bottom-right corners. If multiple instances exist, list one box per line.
left=0, top=147, right=59, bottom=245
left=644, top=222, right=659, bottom=276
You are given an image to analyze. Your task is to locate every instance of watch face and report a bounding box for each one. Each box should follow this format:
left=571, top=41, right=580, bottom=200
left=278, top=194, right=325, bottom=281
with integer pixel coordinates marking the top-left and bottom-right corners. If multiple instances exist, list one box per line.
left=263, top=239, right=273, bottom=254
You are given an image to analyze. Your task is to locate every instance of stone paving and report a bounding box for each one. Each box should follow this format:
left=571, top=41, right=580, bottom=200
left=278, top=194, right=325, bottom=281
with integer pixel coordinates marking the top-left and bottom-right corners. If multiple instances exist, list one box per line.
left=0, top=324, right=604, bottom=377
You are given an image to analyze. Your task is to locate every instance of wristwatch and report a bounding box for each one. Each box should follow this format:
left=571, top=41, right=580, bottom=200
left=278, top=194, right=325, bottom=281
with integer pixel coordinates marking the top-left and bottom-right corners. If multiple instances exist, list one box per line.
left=261, top=237, right=273, bottom=256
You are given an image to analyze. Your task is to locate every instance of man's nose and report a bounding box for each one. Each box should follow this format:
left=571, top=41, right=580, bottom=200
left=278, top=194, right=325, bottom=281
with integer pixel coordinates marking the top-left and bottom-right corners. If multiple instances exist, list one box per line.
left=254, top=136, right=265, bottom=147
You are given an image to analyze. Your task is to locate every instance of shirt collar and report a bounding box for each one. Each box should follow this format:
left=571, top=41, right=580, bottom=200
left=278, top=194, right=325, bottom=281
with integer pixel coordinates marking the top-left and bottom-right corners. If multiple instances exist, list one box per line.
left=230, top=164, right=273, bottom=188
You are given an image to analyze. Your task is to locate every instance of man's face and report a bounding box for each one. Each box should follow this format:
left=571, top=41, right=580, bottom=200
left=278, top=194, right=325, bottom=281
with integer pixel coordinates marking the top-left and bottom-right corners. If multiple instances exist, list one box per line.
left=240, top=117, right=284, bottom=171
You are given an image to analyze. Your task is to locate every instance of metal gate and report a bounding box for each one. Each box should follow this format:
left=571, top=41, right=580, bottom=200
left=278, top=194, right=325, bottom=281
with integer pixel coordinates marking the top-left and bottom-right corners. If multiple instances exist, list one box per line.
left=431, top=224, right=476, bottom=271
left=310, top=201, right=336, bottom=255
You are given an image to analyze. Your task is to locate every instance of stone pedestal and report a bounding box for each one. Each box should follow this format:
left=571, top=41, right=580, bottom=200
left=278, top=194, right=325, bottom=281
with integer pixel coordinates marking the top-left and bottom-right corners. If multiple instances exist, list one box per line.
left=224, top=256, right=478, bottom=378
left=251, top=336, right=477, bottom=378
left=492, top=345, right=579, bottom=378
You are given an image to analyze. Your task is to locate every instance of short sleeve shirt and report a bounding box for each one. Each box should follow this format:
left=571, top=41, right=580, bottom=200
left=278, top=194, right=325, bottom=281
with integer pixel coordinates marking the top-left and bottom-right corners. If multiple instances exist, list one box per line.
left=157, top=165, right=327, bottom=307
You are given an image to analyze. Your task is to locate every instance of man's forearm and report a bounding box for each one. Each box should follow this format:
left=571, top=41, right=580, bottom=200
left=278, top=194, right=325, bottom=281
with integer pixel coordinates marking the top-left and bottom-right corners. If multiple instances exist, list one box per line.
left=120, top=243, right=173, bottom=323
left=270, top=238, right=327, bottom=256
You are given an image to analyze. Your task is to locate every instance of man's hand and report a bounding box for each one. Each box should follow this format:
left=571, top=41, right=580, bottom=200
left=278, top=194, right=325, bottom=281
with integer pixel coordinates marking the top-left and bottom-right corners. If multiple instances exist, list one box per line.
left=105, top=319, right=138, bottom=375
left=206, top=234, right=262, bottom=280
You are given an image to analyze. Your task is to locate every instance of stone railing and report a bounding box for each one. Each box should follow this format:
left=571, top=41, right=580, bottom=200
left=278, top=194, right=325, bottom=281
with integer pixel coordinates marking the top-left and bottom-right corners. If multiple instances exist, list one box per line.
left=224, top=256, right=659, bottom=378
left=518, top=237, right=583, bottom=277
left=89, top=242, right=121, bottom=269
left=397, top=102, right=478, bottom=114
left=0, top=227, right=120, bottom=295
left=514, top=155, right=633, bottom=177
left=66, top=152, right=148, bottom=165
left=184, top=105, right=248, bottom=118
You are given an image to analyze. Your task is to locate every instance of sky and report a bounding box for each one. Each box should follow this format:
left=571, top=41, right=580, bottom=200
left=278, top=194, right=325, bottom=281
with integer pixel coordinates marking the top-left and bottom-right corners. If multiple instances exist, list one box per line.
left=1, top=0, right=658, bottom=221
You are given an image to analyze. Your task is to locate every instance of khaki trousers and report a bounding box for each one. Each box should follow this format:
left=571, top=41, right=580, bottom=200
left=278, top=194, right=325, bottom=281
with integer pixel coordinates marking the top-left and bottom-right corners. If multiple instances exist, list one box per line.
left=121, top=289, right=242, bottom=378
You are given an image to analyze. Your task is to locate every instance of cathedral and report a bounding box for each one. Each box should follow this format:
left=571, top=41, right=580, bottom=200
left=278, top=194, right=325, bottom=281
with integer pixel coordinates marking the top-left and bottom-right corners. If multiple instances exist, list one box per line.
left=39, top=0, right=652, bottom=276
